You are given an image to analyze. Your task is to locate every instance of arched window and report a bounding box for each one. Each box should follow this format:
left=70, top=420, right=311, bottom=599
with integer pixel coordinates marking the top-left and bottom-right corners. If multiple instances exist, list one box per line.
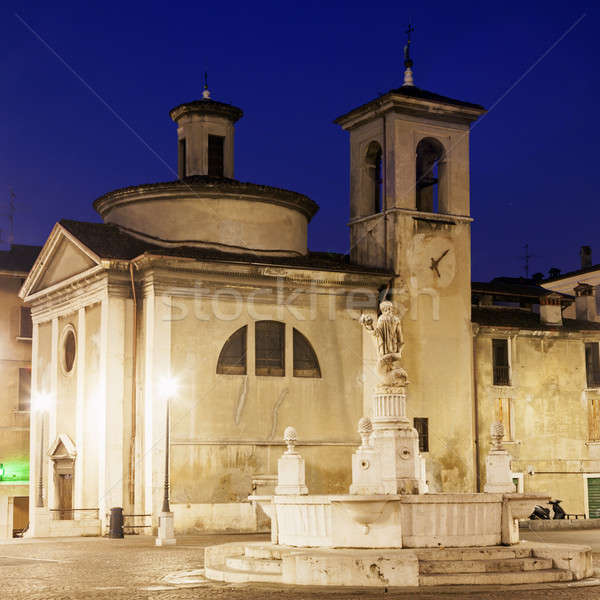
left=416, top=137, right=446, bottom=213
left=365, top=141, right=383, bottom=214
left=216, top=325, right=247, bottom=374
left=255, top=321, right=285, bottom=377
left=293, top=328, right=321, bottom=378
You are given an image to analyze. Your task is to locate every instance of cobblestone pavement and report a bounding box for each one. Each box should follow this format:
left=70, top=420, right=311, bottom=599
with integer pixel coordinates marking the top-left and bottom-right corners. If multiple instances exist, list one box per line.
left=1, top=533, right=600, bottom=599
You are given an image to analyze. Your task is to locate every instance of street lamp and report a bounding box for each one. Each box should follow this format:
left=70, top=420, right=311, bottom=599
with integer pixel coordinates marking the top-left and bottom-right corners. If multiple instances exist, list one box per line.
left=159, top=377, right=177, bottom=513
left=32, top=393, right=51, bottom=508
left=156, top=377, right=178, bottom=546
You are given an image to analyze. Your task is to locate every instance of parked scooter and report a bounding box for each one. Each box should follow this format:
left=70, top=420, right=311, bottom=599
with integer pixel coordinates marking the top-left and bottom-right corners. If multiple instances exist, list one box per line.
left=529, top=499, right=566, bottom=520
left=529, top=504, right=550, bottom=519
left=549, top=499, right=566, bottom=519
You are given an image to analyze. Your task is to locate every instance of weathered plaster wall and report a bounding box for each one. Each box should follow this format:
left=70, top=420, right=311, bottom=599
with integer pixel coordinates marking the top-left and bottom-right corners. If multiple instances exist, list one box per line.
left=166, top=285, right=369, bottom=531
left=475, top=330, right=600, bottom=515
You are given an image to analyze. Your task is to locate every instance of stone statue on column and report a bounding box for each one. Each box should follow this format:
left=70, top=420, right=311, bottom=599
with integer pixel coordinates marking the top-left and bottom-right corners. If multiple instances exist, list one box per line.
left=360, top=300, right=408, bottom=386
left=352, top=298, right=425, bottom=495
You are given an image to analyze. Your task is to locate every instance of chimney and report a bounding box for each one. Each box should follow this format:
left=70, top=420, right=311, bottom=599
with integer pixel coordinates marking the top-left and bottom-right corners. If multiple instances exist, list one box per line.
left=540, top=293, right=563, bottom=326
left=575, top=283, right=597, bottom=321
left=581, top=246, right=592, bottom=269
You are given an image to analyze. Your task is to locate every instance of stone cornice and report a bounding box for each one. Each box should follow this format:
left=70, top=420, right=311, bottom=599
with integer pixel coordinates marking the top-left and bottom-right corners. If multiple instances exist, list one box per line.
left=133, top=256, right=391, bottom=299
left=335, top=90, right=485, bottom=131
left=169, top=99, right=244, bottom=123
left=349, top=207, right=473, bottom=227
left=474, top=325, right=600, bottom=339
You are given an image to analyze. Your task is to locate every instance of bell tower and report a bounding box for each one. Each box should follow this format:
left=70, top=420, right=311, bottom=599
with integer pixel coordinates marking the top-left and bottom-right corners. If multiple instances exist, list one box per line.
left=335, top=32, right=486, bottom=492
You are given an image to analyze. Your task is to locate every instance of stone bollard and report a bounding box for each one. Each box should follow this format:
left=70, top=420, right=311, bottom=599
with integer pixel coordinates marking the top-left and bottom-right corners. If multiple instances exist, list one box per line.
left=275, top=426, right=308, bottom=495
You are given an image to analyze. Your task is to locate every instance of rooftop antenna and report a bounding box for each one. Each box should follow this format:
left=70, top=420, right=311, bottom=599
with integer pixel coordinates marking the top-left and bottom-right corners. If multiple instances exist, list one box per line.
left=202, top=71, right=211, bottom=99
left=6, top=189, right=15, bottom=246
left=521, top=243, right=536, bottom=278
left=402, top=23, right=415, bottom=87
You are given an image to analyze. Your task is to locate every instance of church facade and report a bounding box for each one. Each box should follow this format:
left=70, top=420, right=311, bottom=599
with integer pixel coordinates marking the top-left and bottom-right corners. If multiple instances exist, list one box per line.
left=20, top=67, right=600, bottom=536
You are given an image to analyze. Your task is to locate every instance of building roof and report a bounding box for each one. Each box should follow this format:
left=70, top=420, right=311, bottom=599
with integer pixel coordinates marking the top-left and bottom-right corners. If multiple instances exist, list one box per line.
left=544, top=263, right=600, bottom=283
left=386, top=85, right=485, bottom=111
left=59, top=219, right=392, bottom=275
left=169, top=98, right=244, bottom=123
left=472, top=277, right=573, bottom=302
left=472, top=306, right=600, bottom=331
left=0, top=244, right=42, bottom=273
left=334, top=85, right=486, bottom=127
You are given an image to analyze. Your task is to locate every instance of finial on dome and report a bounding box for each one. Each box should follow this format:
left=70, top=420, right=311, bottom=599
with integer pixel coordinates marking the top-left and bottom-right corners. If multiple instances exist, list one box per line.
left=202, top=71, right=211, bottom=99
left=402, top=23, right=415, bottom=87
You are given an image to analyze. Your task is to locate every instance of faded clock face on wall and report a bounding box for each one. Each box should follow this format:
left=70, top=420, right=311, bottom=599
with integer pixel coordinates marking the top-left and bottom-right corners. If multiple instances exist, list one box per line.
left=408, top=234, right=456, bottom=288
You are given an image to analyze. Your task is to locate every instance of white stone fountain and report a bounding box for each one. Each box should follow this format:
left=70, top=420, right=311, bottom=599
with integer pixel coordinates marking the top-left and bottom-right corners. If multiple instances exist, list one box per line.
left=205, top=302, right=593, bottom=587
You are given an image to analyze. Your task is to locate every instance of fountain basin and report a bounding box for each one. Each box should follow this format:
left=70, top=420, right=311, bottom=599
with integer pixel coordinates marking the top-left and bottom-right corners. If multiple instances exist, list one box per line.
left=250, top=492, right=550, bottom=548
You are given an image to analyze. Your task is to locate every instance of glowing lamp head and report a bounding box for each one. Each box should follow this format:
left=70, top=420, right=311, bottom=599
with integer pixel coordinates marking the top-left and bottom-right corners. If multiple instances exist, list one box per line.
left=159, top=377, right=178, bottom=399
left=32, top=393, right=51, bottom=413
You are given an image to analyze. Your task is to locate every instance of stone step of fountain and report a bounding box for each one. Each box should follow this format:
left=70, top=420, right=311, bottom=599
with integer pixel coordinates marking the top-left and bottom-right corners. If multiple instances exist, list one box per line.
left=204, top=564, right=283, bottom=584
left=420, top=556, right=553, bottom=574
left=225, top=556, right=283, bottom=574
left=244, top=545, right=284, bottom=560
left=419, top=568, right=573, bottom=586
left=414, top=545, right=532, bottom=562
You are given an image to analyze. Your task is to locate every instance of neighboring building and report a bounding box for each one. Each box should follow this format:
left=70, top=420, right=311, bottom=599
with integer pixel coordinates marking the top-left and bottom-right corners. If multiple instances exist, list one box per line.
left=544, top=246, right=600, bottom=321
left=0, top=244, right=40, bottom=538
left=473, top=277, right=600, bottom=517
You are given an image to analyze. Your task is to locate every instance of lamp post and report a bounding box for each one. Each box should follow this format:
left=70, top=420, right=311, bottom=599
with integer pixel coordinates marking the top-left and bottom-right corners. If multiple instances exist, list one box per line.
left=156, top=377, right=177, bottom=546
left=33, top=393, right=50, bottom=508
left=161, top=387, right=171, bottom=514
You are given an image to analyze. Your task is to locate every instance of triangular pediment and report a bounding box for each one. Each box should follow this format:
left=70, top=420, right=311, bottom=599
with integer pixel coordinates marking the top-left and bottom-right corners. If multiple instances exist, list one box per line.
left=20, top=223, right=102, bottom=299
left=48, top=433, right=77, bottom=459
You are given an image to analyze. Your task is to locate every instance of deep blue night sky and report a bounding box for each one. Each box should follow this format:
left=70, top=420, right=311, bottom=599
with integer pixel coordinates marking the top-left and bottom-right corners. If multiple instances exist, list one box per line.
left=1, top=1, right=597, bottom=280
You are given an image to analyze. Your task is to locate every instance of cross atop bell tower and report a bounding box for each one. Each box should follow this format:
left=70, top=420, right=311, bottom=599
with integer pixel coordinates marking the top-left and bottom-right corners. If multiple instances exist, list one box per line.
left=402, top=23, right=415, bottom=87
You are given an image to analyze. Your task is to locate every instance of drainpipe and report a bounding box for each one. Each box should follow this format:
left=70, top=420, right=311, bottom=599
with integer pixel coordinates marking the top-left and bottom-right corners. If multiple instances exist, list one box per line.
left=472, top=324, right=481, bottom=492
left=128, top=262, right=138, bottom=511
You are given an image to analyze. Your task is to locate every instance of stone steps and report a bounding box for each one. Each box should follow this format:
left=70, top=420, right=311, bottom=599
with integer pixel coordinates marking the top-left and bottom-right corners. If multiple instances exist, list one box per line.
left=419, top=568, right=573, bottom=586
left=420, top=556, right=553, bottom=574
left=204, top=564, right=283, bottom=584
left=244, top=545, right=283, bottom=560
left=414, top=545, right=532, bottom=561
left=226, top=556, right=283, bottom=574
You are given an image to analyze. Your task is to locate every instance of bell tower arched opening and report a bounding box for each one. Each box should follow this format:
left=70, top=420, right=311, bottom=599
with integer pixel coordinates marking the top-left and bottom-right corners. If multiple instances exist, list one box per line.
left=416, top=137, right=446, bottom=213
left=365, top=141, right=383, bottom=214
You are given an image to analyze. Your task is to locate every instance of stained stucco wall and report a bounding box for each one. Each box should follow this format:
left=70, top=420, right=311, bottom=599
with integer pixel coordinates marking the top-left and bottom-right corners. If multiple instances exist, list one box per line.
left=475, top=329, right=600, bottom=515
left=168, top=290, right=367, bottom=511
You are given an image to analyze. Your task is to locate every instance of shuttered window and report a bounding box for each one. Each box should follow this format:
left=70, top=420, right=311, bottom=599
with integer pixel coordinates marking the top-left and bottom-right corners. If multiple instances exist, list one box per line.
left=293, top=329, right=321, bottom=378
left=585, top=343, right=600, bottom=388
left=19, top=307, right=32, bottom=339
left=587, top=477, right=600, bottom=518
left=216, top=326, right=247, bottom=375
left=492, top=339, right=510, bottom=385
left=255, top=321, right=284, bottom=377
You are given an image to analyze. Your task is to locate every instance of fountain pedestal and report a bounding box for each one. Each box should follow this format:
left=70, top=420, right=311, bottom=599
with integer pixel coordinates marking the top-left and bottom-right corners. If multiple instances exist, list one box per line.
left=351, top=383, right=425, bottom=495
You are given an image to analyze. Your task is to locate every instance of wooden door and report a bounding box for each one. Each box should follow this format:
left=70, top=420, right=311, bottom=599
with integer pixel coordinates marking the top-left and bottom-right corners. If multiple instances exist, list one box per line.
left=57, top=473, right=73, bottom=520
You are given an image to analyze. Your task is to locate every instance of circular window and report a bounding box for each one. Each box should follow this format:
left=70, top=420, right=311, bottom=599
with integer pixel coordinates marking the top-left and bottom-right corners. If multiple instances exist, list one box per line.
left=61, top=326, right=77, bottom=374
